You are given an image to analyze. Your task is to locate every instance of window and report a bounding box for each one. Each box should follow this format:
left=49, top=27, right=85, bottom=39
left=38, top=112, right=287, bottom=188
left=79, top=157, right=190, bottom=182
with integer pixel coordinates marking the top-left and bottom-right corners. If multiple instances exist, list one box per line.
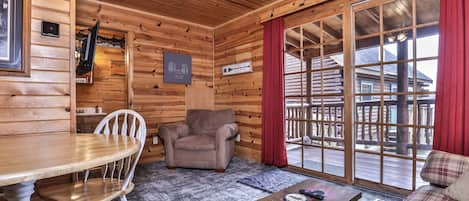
left=360, top=81, right=373, bottom=101
left=0, top=0, right=30, bottom=76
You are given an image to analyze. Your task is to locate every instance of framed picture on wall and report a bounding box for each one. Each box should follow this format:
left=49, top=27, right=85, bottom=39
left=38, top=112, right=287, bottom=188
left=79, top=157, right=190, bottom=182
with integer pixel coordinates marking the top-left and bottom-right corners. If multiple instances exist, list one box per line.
left=163, top=51, right=192, bottom=84
left=0, top=0, right=30, bottom=76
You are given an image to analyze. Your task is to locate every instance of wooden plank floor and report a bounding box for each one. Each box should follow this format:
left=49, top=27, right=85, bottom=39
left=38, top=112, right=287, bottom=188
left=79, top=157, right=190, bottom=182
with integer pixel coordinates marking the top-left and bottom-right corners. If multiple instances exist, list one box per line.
left=287, top=146, right=427, bottom=190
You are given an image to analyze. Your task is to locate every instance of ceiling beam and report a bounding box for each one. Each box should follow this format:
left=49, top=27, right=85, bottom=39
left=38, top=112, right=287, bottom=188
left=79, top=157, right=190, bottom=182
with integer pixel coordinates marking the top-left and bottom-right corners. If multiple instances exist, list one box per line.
left=363, top=9, right=380, bottom=25
left=394, top=0, right=412, bottom=20
left=259, top=0, right=329, bottom=23
left=292, top=27, right=320, bottom=44
left=319, top=22, right=342, bottom=39
left=285, top=35, right=301, bottom=48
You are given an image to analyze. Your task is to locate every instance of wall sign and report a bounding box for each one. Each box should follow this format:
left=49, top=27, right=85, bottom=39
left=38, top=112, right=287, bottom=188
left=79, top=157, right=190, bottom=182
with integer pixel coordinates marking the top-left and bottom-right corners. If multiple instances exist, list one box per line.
left=163, top=51, right=192, bottom=84
left=0, top=0, right=30, bottom=76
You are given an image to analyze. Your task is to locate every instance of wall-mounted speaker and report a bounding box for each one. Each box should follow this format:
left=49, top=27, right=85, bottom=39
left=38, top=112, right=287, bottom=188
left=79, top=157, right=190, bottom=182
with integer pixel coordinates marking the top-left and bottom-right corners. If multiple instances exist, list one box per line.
left=41, top=21, right=60, bottom=37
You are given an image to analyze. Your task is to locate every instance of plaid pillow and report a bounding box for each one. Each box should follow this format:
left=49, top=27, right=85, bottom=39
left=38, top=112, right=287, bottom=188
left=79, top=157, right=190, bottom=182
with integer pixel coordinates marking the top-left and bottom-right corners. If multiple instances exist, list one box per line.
left=420, top=151, right=469, bottom=187
left=404, top=185, right=455, bottom=201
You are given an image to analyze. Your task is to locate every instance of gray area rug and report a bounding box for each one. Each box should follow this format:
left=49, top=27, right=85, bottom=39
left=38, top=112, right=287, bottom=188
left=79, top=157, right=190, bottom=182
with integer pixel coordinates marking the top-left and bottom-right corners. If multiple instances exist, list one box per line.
left=127, top=157, right=403, bottom=201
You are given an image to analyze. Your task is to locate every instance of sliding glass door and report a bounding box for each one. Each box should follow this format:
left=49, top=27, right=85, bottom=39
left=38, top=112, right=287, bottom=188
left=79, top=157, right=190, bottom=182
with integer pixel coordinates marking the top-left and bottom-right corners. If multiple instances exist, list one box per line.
left=353, top=0, right=439, bottom=191
left=285, top=13, right=346, bottom=179
left=284, top=0, right=440, bottom=191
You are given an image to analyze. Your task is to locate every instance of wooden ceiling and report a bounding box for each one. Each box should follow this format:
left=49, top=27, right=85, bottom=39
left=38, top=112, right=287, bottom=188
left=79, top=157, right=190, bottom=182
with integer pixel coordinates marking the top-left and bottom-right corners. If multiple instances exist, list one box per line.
left=97, top=0, right=278, bottom=27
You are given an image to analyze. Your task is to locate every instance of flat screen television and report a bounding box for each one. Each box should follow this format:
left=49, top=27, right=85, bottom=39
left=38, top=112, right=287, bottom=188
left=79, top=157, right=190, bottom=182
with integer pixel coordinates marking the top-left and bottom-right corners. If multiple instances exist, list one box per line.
left=76, top=22, right=100, bottom=75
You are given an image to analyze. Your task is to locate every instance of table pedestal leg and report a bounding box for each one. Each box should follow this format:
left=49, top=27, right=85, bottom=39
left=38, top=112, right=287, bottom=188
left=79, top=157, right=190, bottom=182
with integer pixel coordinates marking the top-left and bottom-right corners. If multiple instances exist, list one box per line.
left=3, top=181, right=35, bottom=201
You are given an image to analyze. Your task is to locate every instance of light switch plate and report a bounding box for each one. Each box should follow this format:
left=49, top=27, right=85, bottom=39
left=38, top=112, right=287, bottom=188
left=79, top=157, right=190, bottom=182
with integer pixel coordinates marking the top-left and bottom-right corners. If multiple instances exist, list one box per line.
left=153, top=136, right=159, bottom=145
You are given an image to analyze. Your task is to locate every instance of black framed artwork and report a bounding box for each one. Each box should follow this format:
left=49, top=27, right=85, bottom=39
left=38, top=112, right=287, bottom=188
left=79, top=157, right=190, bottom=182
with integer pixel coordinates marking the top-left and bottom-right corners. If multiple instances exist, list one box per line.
left=163, top=51, right=192, bottom=84
left=0, top=0, right=30, bottom=76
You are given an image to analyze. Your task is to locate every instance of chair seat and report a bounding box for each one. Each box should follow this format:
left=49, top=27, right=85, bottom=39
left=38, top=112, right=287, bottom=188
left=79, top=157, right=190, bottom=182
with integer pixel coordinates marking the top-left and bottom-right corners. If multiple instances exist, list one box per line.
left=38, top=178, right=134, bottom=201
left=175, top=135, right=215, bottom=150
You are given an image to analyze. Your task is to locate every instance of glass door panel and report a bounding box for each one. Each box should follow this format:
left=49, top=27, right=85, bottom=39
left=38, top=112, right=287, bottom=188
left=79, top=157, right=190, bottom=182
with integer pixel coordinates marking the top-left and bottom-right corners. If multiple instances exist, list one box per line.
left=353, top=0, right=439, bottom=191
left=285, top=14, right=345, bottom=178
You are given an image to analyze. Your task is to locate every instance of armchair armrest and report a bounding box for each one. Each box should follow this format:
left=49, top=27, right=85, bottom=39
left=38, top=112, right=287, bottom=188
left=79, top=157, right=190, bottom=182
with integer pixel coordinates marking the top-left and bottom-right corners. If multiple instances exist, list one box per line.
left=158, top=122, right=189, bottom=168
left=215, top=123, right=238, bottom=171
left=215, top=123, right=239, bottom=141
left=158, top=122, right=189, bottom=144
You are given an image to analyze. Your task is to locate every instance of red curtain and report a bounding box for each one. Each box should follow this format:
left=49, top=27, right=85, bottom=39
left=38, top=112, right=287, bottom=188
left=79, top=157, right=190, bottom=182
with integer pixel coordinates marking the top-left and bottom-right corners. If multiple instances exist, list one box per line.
left=433, top=0, right=469, bottom=156
left=262, top=18, right=288, bottom=167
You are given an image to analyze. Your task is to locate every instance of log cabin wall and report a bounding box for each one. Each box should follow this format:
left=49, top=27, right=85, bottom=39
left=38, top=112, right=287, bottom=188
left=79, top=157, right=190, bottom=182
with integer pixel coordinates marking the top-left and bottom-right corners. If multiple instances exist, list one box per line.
left=214, top=13, right=264, bottom=162
left=0, top=0, right=75, bottom=136
left=76, top=0, right=214, bottom=163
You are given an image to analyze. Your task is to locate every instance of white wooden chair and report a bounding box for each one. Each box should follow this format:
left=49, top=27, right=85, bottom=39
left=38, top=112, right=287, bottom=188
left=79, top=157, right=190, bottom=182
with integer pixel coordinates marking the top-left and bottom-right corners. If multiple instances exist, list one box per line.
left=38, top=109, right=147, bottom=201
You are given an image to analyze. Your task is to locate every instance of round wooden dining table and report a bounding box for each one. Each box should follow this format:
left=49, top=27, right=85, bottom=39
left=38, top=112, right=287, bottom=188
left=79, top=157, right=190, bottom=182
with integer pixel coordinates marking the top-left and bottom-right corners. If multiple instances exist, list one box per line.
left=0, top=133, right=140, bottom=201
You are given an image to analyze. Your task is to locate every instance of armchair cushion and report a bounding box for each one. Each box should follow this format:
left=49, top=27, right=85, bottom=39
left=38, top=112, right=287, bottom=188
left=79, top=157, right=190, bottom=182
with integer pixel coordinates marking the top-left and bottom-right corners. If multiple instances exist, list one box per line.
left=187, top=109, right=236, bottom=136
left=175, top=135, right=216, bottom=151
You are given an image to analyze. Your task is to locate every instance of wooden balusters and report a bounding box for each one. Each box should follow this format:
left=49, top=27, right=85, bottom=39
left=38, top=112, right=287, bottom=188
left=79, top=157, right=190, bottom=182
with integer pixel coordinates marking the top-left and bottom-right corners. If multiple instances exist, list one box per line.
left=417, top=104, right=422, bottom=145
left=385, top=105, right=390, bottom=142
left=361, top=105, right=365, bottom=143
left=368, top=106, right=373, bottom=143
left=425, top=104, right=433, bottom=145
left=376, top=106, right=380, bottom=142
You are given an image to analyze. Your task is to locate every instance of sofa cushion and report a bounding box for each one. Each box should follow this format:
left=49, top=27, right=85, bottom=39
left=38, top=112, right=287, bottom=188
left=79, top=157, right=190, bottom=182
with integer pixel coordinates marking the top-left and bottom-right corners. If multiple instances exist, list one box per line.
left=405, top=185, right=454, bottom=201
left=420, top=151, right=469, bottom=187
left=186, top=109, right=236, bottom=136
left=175, top=135, right=216, bottom=151
left=443, top=170, right=469, bottom=200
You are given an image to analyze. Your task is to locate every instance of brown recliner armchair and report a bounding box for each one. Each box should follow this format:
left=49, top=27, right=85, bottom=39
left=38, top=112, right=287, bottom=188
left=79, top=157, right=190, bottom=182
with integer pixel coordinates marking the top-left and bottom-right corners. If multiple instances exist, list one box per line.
left=158, top=109, right=238, bottom=172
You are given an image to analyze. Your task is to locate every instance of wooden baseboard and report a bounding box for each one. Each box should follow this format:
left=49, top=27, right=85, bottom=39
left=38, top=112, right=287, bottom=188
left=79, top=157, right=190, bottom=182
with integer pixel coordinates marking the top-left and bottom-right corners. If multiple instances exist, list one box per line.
left=215, top=169, right=225, bottom=173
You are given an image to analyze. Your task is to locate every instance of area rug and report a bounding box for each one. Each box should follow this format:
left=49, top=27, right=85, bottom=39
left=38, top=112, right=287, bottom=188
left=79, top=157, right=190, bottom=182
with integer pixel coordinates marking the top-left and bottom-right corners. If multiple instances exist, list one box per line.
left=237, top=169, right=309, bottom=193
left=127, top=157, right=403, bottom=201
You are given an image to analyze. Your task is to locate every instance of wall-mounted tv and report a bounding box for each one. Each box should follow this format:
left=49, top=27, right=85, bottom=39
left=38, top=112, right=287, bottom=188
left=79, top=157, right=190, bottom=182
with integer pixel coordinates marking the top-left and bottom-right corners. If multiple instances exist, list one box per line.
left=76, top=21, right=100, bottom=75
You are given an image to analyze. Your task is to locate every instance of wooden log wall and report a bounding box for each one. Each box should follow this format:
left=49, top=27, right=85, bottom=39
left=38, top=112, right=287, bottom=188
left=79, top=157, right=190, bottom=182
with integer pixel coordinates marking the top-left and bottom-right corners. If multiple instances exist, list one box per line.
left=0, top=0, right=75, bottom=136
left=76, top=32, right=127, bottom=113
left=76, top=0, right=214, bottom=163
left=214, top=13, right=264, bottom=162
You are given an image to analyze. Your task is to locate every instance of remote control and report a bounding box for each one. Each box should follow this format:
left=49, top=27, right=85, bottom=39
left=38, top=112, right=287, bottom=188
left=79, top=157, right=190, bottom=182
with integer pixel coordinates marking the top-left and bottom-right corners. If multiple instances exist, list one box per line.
left=299, top=189, right=325, bottom=200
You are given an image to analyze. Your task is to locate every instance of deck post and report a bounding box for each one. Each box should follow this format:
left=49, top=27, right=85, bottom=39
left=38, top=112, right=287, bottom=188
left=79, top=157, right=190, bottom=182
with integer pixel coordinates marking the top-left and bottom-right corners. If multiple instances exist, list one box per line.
left=396, top=39, right=409, bottom=155
left=306, top=59, right=312, bottom=139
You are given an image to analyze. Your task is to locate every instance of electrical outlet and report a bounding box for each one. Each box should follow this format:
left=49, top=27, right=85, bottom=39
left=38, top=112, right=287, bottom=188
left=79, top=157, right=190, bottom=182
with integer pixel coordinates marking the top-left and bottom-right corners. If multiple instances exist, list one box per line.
left=153, top=136, right=159, bottom=145
left=235, top=134, right=241, bottom=142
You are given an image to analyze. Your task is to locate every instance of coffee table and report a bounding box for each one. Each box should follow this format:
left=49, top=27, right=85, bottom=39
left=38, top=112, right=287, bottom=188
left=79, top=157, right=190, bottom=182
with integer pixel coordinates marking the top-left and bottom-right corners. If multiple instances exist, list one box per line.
left=258, top=179, right=362, bottom=201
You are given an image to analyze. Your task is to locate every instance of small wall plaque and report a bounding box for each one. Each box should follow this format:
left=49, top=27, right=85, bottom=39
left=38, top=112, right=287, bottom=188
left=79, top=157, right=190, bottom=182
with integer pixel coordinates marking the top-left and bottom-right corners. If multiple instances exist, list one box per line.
left=163, top=51, right=192, bottom=84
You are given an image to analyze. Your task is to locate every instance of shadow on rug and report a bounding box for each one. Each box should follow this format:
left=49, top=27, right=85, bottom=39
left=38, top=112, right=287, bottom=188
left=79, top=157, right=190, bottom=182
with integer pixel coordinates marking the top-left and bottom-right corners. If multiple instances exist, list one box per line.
left=127, top=157, right=403, bottom=201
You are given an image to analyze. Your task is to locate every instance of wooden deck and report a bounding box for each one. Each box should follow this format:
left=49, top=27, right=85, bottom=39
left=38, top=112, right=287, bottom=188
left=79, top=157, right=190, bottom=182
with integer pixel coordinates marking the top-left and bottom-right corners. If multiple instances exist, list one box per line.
left=287, top=146, right=427, bottom=190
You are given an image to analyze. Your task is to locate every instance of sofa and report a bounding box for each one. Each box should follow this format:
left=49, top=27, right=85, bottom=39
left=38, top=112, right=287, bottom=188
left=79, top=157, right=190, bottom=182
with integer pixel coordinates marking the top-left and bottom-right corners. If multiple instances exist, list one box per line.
left=158, top=109, right=238, bottom=172
left=405, top=150, right=469, bottom=201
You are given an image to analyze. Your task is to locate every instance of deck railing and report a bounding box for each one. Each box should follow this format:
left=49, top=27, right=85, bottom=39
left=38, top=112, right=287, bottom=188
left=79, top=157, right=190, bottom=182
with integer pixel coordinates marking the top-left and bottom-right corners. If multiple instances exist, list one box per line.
left=285, top=98, right=435, bottom=150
